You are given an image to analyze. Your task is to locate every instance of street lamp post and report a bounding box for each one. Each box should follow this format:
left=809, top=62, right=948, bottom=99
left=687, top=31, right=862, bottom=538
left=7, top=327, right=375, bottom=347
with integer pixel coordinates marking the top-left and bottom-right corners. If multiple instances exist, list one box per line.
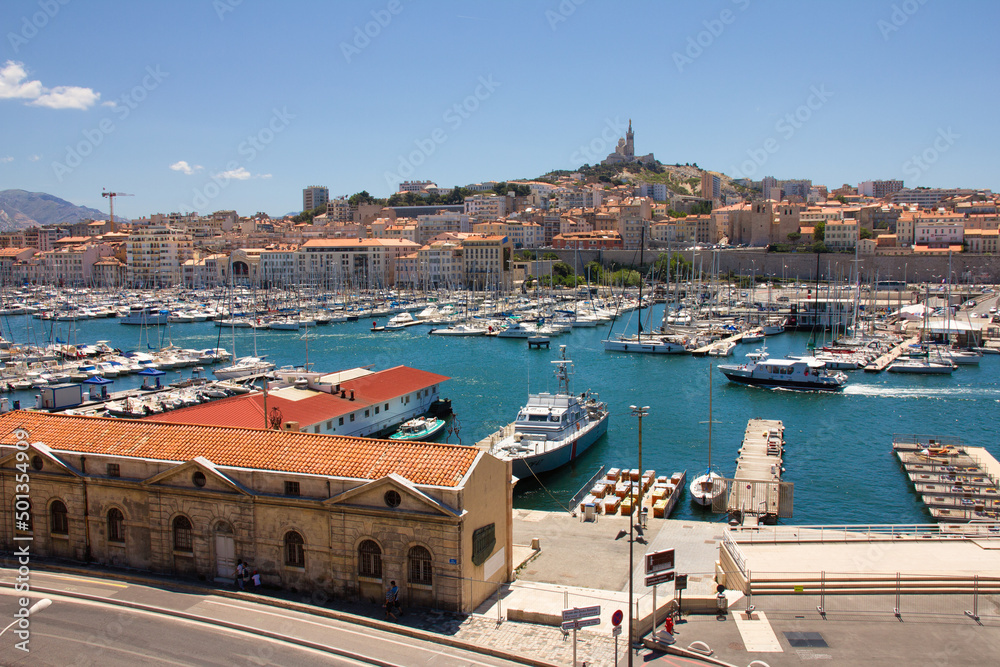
left=628, top=404, right=649, bottom=666
left=0, top=598, right=51, bottom=639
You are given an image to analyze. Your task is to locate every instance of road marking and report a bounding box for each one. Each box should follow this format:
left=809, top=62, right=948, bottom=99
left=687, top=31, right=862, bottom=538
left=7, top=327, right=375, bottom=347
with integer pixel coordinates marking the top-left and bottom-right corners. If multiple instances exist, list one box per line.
left=734, top=610, right=782, bottom=652
left=202, top=599, right=501, bottom=666
left=32, top=631, right=197, bottom=666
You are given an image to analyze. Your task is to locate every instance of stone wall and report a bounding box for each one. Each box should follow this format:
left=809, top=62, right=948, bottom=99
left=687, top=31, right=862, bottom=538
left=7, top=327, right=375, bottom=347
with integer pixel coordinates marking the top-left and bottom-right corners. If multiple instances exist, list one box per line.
left=547, top=248, right=1000, bottom=284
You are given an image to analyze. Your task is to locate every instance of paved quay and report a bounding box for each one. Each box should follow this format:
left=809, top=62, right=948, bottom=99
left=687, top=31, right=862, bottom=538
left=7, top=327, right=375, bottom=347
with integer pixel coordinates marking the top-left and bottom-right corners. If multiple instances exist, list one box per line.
left=5, top=509, right=1000, bottom=666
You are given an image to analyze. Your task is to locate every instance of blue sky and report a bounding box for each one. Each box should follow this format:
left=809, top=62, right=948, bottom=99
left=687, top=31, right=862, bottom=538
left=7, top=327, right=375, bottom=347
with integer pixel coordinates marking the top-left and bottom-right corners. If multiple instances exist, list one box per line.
left=1, top=0, right=997, bottom=218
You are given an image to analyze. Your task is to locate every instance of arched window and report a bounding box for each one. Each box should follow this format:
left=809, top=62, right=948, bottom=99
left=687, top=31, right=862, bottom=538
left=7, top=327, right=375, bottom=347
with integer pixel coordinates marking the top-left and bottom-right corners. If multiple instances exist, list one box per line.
left=50, top=501, right=68, bottom=535
left=107, top=508, right=125, bottom=543
left=284, top=531, right=304, bottom=567
left=408, top=546, right=432, bottom=585
left=173, top=516, right=193, bottom=552
left=358, top=539, right=382, bottom=578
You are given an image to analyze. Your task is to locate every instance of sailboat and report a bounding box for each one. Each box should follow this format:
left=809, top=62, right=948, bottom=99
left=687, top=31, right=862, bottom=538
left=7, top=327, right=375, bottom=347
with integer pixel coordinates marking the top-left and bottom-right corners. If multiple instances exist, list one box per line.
left=690, top=363, right=723, bottom=506
left=603, top=229, right=690, bottom=353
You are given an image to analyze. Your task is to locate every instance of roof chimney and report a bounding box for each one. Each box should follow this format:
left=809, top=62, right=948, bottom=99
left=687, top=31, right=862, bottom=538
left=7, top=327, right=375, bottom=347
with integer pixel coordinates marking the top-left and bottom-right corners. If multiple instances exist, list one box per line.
left=340, top=389, right=346, bottom=398
left=349, top=390, right=355, bottom=401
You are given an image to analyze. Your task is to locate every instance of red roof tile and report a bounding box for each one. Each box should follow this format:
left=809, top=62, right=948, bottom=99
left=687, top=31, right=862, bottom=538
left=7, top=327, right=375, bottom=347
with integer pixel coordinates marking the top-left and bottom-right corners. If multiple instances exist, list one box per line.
left=146, top=366, right=448, bottom=428
left=1, top=411, right=477, bottom=487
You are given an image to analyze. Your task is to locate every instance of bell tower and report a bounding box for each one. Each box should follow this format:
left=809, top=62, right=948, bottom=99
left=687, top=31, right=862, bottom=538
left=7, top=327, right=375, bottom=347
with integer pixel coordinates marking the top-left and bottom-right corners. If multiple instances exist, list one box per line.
left=625, top=119, right=634, bottom=158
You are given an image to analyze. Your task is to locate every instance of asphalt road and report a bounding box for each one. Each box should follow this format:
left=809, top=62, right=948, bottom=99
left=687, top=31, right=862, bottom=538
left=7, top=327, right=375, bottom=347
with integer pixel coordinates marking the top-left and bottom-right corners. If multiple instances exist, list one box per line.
left=0, top=571, right=530, bottom=667
left=2, top=594, right=362, bottom=666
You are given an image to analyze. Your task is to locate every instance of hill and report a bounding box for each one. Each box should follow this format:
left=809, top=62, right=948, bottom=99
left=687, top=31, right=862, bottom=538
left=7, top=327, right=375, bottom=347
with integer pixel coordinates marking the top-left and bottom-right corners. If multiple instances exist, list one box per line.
left=0, top=189, right=109, bottom=231
left=538, top=161, right=749, bottom=201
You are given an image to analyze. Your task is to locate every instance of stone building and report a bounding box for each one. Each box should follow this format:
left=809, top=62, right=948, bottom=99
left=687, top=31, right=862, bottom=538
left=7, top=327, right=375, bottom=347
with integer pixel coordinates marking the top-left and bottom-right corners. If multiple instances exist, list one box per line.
left=0, top=411, right=512, bottom=612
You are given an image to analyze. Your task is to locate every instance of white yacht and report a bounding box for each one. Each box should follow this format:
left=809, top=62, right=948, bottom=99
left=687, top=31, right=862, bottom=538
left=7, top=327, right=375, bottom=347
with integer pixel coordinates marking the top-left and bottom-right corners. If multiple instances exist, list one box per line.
left=212, top=356, right=275, bottom=380
left=482, top=346, right=609, bottom=480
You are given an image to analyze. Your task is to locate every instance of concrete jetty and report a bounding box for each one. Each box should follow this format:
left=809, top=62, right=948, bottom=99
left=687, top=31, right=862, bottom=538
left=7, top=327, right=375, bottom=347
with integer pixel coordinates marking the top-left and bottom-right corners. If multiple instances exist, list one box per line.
left=690, top=331, right=744, bottom=357
left=893, top=436, right=1000, bottom=521
left=864, top=335, right=920, bottom=372
left=726, top=419, right=786, bottom=524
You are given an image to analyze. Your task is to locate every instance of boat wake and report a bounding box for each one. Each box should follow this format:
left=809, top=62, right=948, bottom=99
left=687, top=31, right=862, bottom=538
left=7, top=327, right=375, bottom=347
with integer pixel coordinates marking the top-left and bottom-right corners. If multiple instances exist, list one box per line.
left=843, top=385, right=1000, bottom=400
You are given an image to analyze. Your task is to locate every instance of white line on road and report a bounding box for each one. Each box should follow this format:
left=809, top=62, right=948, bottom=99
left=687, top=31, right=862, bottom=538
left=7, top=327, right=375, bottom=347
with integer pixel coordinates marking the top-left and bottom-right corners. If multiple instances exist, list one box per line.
left=734, top=610, right=783, bottom=652
left=202, top=599, right=503, bottom=667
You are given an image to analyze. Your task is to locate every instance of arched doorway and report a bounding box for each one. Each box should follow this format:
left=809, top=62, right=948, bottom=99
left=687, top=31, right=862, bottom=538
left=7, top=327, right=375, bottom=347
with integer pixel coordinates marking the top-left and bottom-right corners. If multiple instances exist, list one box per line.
left=213, top=521, right=235, bottom=582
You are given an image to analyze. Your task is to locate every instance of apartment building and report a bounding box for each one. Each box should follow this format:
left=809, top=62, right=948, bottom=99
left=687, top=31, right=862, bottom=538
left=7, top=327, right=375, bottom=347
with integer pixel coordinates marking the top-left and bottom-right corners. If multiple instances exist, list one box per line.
left=858, top=180, right=904, bottom=199
left=126, top=225, right=194, bottom=287
left=464, top=194, right=508, bottom=219
left=297, top=238, right=420, bottom=289
left=824, top=220, right=859, bottom=250
left=462, top=235, right=511, bottom=289
left=700, top=172, right=721, bottom=200
left=303, top=186, right=329, bottom=212
left=552, top=231, right=622, bottom=250
left=963, top=229, right=999, bottom=254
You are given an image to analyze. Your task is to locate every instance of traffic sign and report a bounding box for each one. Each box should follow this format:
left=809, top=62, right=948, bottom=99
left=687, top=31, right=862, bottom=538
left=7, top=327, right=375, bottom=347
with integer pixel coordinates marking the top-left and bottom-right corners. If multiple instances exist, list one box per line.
left=645, top=548, right=675, bottom=575
left=612, top=625, right=622, bottom=637
left=675, top=574, right=688, bottom=591
left=561, top=617, right=601, bottom=631
left=645, top=571, right=675, bottom=587
left=611, top=609, right=623, bottom=626
left=561, top=605, right=601, bottom=622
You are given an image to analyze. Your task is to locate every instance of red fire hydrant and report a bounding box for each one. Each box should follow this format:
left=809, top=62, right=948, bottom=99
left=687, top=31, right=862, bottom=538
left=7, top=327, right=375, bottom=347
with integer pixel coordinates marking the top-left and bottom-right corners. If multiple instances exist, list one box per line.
left=664, top=616, right=674, bottom=635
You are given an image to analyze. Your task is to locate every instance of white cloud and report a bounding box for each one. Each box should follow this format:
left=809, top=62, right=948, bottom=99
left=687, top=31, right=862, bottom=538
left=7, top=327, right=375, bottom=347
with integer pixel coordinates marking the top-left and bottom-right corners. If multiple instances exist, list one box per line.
left=170, top=160, right=203, bottom=176
left=27, top=155, right=40, bottom=162
left=0, top=60, right=100, bottom=110
left=216, top=167, right=271, bottom=181
left=0, top=61, right=43, bottom=100
left=29, top=86, right=100, bottom=110
left=0, top=156, right=12, bottom=163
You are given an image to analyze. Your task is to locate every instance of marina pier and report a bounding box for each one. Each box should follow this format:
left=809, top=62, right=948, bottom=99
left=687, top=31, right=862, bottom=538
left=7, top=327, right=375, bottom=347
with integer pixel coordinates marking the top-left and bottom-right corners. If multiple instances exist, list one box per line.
left=723, top=419, right=790, bottom=525
left=893, top=436, right=1000, bottom=521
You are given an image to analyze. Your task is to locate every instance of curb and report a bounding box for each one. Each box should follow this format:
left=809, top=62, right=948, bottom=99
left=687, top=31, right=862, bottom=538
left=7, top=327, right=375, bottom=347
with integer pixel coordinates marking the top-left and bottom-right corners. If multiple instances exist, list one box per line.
left=0, top=560, right=560, bottom=667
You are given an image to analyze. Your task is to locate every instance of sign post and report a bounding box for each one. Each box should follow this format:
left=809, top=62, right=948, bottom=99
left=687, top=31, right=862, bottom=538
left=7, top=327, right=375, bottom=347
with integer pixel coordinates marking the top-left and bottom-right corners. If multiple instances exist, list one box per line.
left=562, top=606, right=601, bottom=666
left=675, top=574, right=688, bottom=616
left=611, top=609, right=623, bottom=666
left=646, top=549, right=676, bottom=640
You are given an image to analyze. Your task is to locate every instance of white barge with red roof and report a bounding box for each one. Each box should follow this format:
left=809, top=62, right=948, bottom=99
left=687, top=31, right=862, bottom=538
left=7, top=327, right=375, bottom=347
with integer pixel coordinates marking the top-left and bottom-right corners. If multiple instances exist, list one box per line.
left=145, top=365, right=450, bottom=438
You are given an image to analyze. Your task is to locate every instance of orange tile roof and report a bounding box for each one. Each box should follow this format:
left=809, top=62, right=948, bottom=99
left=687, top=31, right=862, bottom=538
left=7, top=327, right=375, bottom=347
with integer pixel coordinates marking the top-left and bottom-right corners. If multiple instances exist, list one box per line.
left=146, top=366, right=448, bottom=428
left=0, top=411, right=477, bottom=487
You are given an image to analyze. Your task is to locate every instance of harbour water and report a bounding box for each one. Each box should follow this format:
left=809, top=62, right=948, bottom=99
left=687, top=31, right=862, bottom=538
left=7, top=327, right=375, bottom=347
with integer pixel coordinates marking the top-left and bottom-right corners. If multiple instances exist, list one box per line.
left=4, top=306, right=998, bottom=525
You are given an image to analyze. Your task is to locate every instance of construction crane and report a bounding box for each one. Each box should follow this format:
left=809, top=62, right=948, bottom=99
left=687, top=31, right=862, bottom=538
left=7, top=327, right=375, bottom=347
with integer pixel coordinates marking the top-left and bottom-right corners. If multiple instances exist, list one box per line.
left=101, top=189, right=133, bottom=230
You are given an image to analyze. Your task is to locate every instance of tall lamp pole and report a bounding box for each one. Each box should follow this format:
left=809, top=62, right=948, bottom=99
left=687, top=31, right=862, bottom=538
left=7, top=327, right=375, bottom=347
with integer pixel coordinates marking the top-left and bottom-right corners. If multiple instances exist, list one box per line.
left=628, top=404, right=649, bottom=666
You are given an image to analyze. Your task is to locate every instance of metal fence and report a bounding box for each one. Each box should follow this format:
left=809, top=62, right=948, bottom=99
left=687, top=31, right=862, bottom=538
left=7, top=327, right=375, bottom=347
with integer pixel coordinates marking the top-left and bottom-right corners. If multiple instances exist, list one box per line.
left=739, top=571, right=1000, bottom=623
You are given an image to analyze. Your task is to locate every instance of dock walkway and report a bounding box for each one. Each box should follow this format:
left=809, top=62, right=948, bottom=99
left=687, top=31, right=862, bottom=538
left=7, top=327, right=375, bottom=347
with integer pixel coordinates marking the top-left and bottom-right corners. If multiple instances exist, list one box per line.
left=864, top=335, right=919, bottom=372
left=690, top=331, right=743, bottom=357
left=893, top=437, right=1000, bottom=521
left=726, top=419, right=785, bottom=523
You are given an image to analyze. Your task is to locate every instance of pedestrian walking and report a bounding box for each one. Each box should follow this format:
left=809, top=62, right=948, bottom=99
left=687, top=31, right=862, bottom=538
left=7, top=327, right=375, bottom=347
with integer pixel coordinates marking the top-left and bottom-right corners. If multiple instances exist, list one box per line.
left=235, top=559, right=245, bottom=590
left=384, top=581, right=400, bottom=620
left=251, top=570, right=261, bottom=590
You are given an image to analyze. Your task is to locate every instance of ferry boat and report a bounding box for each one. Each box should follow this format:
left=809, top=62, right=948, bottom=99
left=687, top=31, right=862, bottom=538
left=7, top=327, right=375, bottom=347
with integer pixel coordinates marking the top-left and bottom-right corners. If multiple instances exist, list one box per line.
left=718, top=354, right=848, bottom=391
left=481, top=346, right=609, bottom=480
left=388, top=416, right=447, bottom=441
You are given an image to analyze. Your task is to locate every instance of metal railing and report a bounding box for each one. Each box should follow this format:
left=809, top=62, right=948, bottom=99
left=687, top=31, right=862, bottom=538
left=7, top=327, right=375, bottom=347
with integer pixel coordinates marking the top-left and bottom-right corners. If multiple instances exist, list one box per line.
left=727, top=522, right=1000, bottom=545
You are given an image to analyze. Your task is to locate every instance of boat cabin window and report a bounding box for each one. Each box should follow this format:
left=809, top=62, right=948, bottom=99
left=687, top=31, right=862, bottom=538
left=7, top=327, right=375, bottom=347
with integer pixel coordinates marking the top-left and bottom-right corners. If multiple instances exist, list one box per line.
left=528, top=415, right=547, bottom=422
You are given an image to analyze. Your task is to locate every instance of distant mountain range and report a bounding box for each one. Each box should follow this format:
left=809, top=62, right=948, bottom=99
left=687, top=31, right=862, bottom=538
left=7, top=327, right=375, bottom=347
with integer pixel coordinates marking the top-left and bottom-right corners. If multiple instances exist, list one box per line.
left=0, top=189, right=109, bottom=231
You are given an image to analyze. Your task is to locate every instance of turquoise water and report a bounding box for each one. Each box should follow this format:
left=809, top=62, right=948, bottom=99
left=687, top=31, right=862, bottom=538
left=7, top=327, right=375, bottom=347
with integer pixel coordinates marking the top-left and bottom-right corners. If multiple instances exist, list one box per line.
left=4, top=308, right=999, bottom=526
